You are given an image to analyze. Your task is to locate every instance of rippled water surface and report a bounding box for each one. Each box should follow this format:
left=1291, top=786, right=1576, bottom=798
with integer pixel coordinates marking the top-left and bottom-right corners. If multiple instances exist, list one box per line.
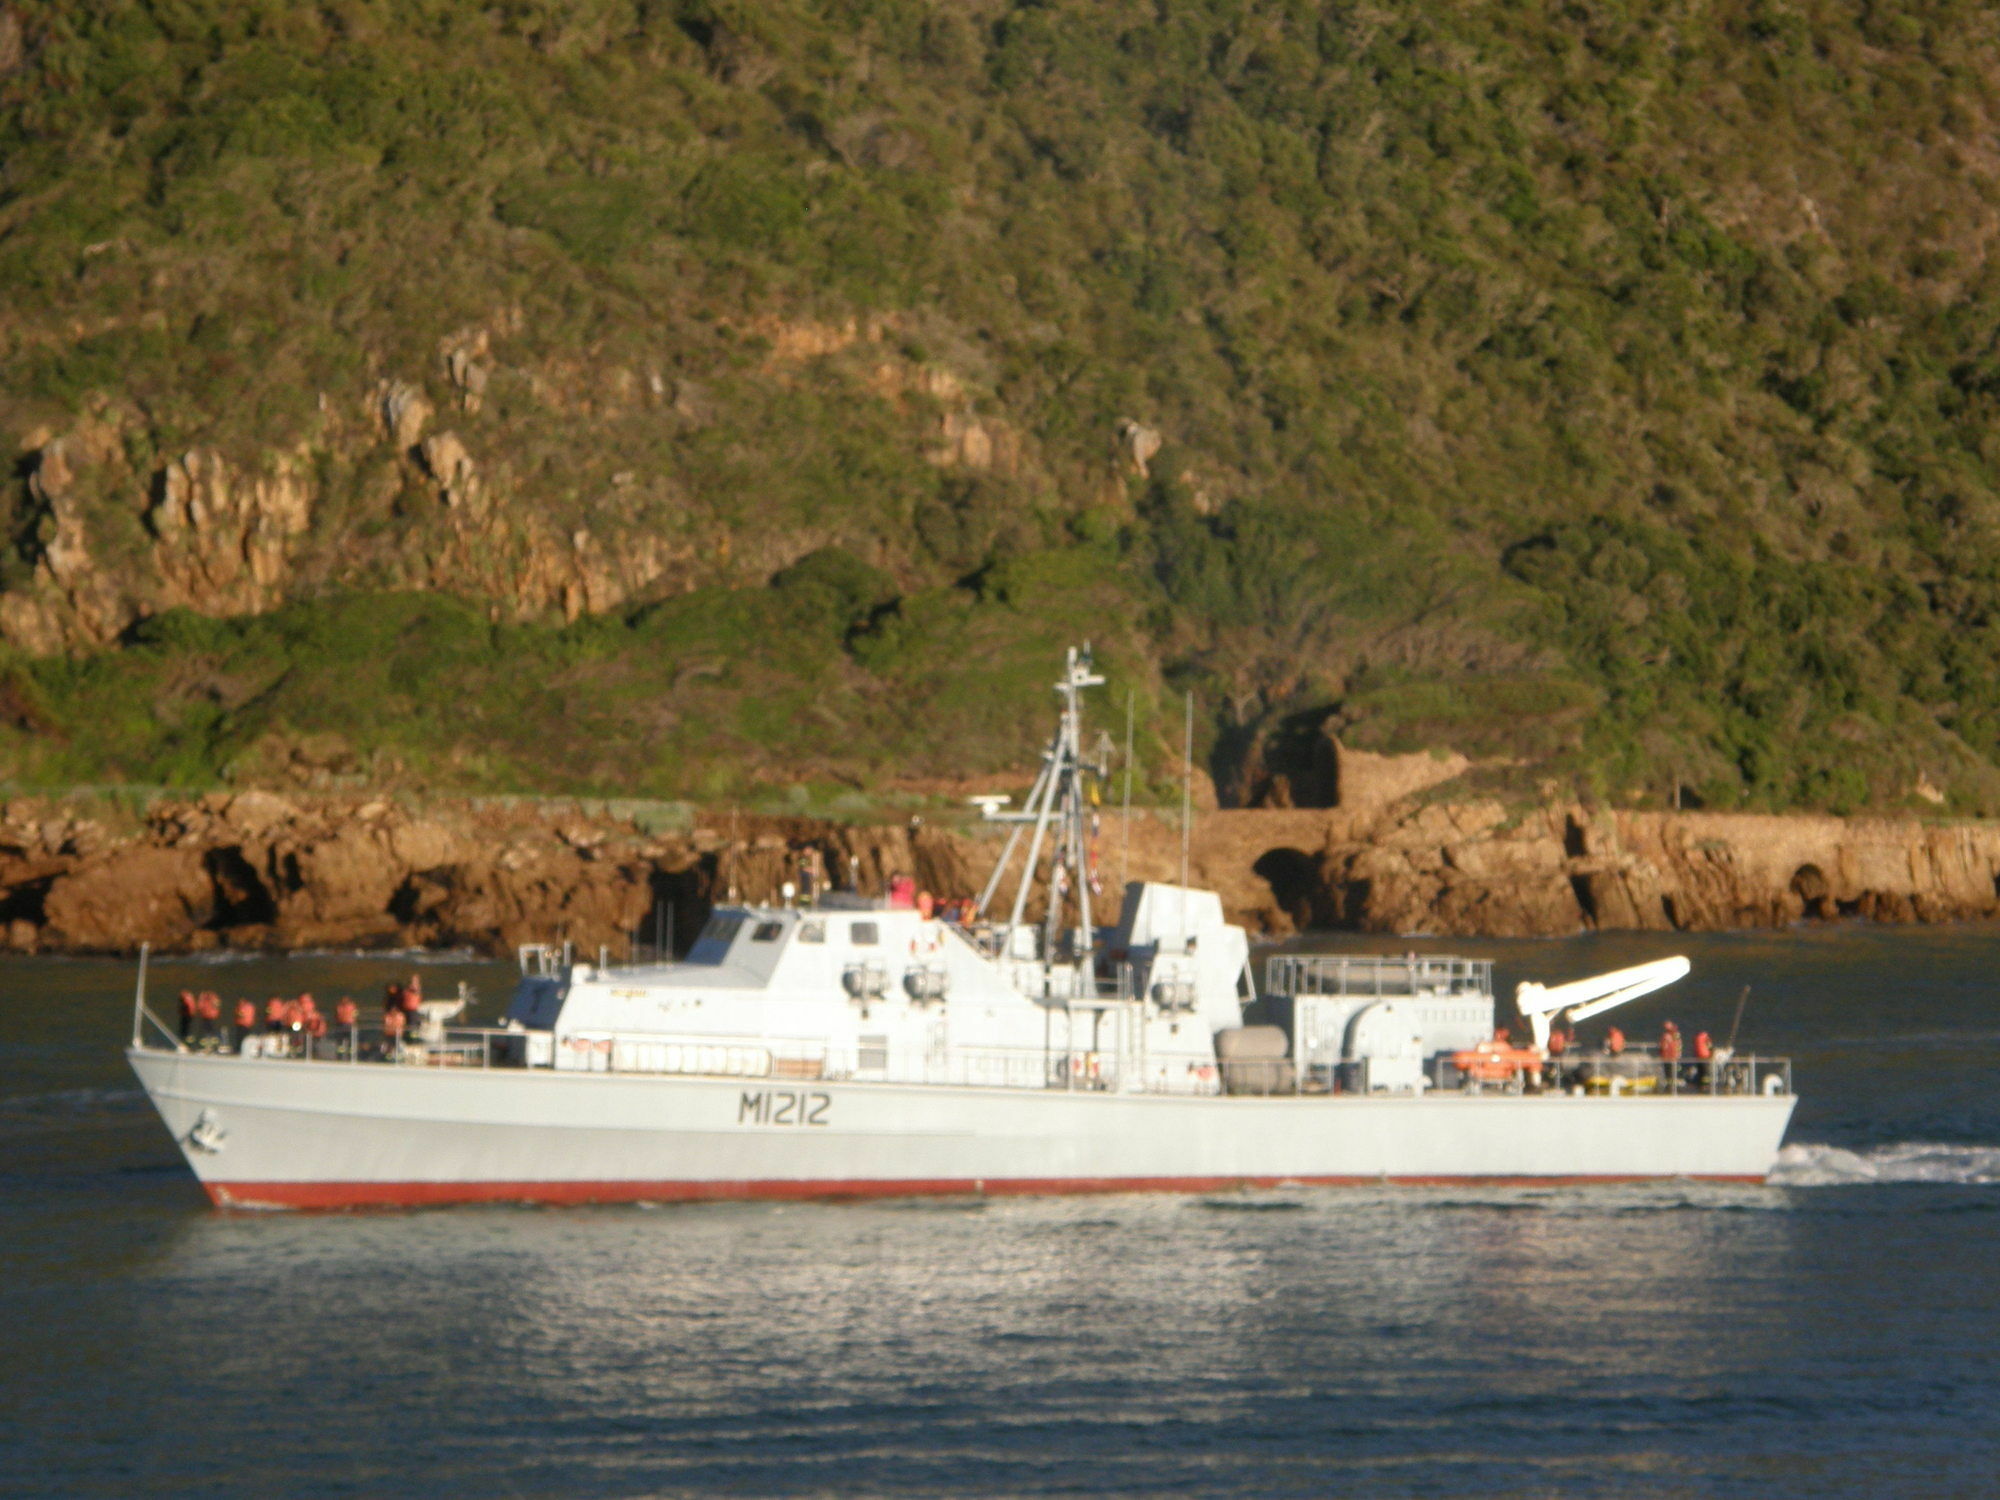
left=5, top=928, right=2000, bottom=1497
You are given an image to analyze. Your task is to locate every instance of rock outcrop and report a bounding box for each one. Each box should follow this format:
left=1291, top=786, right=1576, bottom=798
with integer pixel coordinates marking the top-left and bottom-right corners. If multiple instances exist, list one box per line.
left=0, top=312, right=1050, bottom=658
left=1221, top=801, right=2000, bottom=937
left=5, top=788, right=2000, bottom=956
left=0, top=792, right=1007, bottom=956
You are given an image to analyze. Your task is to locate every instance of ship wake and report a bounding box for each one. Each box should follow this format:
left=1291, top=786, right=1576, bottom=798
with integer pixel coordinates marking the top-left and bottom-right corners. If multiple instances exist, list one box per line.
left=1770, top=1141, right=2000, bottom=1187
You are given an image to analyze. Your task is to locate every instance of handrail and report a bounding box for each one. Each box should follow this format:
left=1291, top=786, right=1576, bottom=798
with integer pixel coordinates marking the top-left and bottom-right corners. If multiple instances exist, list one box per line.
left=136, top=1003, right=187, bottom=1053
left=1266, top=953, right=1495, bottom=999
left=130, top=941, right=150, bottom=1047
left=132, top=1015, right=1793, bottom=1100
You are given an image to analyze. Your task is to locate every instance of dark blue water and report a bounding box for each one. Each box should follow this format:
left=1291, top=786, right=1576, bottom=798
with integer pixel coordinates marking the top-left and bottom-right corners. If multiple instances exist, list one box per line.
left=5, top=928, right=2000, bottom=1497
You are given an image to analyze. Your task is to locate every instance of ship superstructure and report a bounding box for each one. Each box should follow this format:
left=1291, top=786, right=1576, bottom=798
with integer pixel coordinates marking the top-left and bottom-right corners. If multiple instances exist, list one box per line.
left=127, top=646, right=1797, bottom=1208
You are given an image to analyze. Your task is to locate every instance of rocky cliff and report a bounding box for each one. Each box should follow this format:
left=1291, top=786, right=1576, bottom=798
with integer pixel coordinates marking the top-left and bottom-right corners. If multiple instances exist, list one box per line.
left=18, top=3, right=2000, bottom=818
left=8, top=787, right=2000, bottom=958
left=1, top=313, right=1027, bottom=656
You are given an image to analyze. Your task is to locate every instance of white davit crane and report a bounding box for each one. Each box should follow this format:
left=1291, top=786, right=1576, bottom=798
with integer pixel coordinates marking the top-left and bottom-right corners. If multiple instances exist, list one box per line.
left=1514, top=956, right=1691, bottom=1051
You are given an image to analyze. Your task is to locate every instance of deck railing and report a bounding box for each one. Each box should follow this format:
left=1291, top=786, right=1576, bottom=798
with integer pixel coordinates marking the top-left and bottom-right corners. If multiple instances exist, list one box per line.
left=1265, top=953, right=1495, bottom=999
left=137, top=1020, right=1792, bottom=1100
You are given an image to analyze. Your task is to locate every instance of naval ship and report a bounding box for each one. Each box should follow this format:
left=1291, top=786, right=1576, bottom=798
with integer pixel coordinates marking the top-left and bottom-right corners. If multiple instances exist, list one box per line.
left=128, top=647, right=1796, bottom=1208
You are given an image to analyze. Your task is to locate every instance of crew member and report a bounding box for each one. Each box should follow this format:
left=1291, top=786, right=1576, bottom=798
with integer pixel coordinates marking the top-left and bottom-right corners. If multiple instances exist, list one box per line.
left=1659, top=1021, right=1682, bottom=1090
left=233, top=999, right=256, bottom=1049
left=382, top=1006, right=407, bottom=1049
left=323, top=996, right=354, bottom=1057
left=1605, top=1026, right=1626, bottom=1056
left=177, top=989, right=198, bottom=1043
left=195, top=990, right=222, bottom=1047
left=1692, top=1028, right=1713, bottom=1088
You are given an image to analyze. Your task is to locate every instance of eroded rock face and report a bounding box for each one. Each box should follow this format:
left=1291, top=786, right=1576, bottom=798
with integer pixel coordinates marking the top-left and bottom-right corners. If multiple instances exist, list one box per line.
left=149, top=447, right=314, bottom=613
left=0, top=795, right=1016, bottom=956
left=0, top=424, right=144, bottom=652
left=0, top=405, right=697, bottom=650
left=1, top=309, right=1059, bottom=658
left=6, top=789, right=2000, bottom=956
left=41, top=846, right=214, bottom=950
left=1215, top=800, right=2000, bottom=939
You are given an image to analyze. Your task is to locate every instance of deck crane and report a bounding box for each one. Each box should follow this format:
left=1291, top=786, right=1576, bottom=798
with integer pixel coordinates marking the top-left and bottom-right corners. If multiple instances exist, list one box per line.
left=1514, top=956, right=1691, bottom=1051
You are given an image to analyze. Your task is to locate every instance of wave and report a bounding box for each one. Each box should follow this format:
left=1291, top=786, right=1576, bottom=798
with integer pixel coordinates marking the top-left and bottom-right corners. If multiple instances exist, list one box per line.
left=0, top=1085, right=144, bottom=1117
left=1769, top=1141, right=2000, bottom=1187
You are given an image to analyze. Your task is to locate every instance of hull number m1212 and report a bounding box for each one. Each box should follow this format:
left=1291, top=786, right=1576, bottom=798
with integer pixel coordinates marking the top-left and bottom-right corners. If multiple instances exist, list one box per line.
left=738, top=1090, right=831, bottom=1127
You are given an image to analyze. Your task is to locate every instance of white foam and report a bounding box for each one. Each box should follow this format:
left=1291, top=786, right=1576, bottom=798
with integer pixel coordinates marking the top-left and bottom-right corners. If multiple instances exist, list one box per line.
left=1769, top=1141, right=2000, bottom=1187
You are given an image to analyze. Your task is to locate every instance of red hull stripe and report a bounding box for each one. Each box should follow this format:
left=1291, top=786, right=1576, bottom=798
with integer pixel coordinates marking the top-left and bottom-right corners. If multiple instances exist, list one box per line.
left=205, top=1173, right=1770, bottom=1210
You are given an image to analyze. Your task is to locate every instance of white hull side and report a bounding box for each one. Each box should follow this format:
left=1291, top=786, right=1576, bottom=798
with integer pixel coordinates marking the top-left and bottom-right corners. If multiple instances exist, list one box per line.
left=130, top=1050, right=1798, bottom=1208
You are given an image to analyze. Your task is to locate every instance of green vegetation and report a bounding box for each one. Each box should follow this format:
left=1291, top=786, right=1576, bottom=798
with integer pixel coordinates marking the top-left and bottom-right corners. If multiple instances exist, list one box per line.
left=0, top=561, right=1149, bottom=801
left=7, top=1, right=2000, bottom=811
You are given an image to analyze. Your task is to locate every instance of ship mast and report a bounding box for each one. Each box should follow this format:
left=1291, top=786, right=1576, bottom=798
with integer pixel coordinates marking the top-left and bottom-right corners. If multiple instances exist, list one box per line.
left=974, top=644, right=1105, bottom=990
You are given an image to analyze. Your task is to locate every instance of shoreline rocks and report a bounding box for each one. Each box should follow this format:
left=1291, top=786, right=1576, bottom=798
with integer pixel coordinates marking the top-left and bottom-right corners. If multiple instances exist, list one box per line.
left=4, top=790, right=2000, bottom=957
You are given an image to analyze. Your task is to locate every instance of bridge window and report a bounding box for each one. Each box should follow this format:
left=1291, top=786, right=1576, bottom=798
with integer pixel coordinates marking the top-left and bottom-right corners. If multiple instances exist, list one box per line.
left=850, top=921, right=879, bottom=946
left=797, top=920, right=826, bottom=943
left=752, top=921, right=784, bottom=942
left=684, top=914, right=743, bottom=965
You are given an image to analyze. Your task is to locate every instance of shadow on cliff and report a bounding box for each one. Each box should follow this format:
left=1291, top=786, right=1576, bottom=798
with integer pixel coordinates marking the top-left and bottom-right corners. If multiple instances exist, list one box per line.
left=1253, top=847, right=1352, bottom=931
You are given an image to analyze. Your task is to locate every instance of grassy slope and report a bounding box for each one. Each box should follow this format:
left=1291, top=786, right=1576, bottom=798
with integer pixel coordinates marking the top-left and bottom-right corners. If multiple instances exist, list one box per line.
left=6, top=1, right=2000, bottom=811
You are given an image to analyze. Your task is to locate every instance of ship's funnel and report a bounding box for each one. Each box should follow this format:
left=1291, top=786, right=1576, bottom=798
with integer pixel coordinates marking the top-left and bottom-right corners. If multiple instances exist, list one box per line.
left=1515, top=956, right=1690, bottom=1049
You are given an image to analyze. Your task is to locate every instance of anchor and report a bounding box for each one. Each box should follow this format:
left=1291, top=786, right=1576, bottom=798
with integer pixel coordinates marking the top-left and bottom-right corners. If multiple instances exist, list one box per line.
left=185, top=1108, right=227, bottom=1155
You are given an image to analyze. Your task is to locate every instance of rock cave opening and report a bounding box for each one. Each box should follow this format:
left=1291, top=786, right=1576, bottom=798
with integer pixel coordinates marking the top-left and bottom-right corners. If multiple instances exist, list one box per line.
left=204, top=847, right=276, bottom=929
left=1790, top=863, right=1832, bottom=919
left=1251, top=846, right=1323, bottom=930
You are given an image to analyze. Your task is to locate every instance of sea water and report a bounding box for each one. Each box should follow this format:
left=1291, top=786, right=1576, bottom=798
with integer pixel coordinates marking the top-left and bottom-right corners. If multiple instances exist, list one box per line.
left=3, top=927, right=1998, bottom=1497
